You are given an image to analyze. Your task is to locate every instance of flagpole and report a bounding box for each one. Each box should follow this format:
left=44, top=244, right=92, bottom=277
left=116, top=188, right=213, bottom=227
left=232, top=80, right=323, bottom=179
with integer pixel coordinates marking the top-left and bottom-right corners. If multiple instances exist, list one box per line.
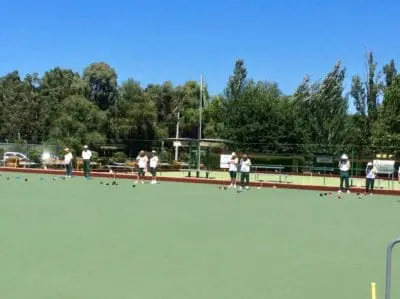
left=197, top=74, right=203, bottom=178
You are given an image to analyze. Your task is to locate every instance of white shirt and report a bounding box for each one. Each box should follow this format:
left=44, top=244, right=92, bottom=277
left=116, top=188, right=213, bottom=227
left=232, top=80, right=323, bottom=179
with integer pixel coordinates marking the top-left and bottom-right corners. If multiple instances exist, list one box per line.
left=82, top=150, right=92, bottom=160
left=137, top=156, right=148, bottom=168
left=229, top=157, right=238, bottom=172
left=339, top=160, right=350, bottom=171
left=240, top=159, right=251, bottom=173
left=64, top=152, right=73, bottom=164
left=366, top=167, right=376, bottom=179
left=150, top=156, right=159, bottom=168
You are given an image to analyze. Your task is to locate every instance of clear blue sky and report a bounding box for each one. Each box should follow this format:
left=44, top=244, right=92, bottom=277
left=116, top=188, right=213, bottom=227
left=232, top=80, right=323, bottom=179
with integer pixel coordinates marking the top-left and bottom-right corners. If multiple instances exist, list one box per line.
left=1, top=0, right=399, bottom=97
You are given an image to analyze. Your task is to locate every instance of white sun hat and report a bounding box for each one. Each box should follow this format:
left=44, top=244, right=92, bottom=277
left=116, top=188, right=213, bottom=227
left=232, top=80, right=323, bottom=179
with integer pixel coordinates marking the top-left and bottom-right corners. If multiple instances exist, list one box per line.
left=231, top=152, right=236, bottom=156
left=341, top=154, right=348, bottom=160
left=367, top=162, right=373, bottom=166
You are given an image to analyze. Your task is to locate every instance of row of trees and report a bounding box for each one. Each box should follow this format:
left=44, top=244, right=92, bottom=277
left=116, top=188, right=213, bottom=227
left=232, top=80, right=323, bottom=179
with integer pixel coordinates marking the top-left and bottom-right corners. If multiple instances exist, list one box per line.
left=0, top=53, right=398, bottom=156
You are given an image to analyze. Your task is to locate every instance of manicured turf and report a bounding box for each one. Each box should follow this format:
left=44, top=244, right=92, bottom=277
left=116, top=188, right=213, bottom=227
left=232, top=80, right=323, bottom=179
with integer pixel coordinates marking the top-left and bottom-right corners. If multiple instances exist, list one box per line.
left=1, top=172, right=400, bottom=299
left=163, top=170, right=400, bottom=190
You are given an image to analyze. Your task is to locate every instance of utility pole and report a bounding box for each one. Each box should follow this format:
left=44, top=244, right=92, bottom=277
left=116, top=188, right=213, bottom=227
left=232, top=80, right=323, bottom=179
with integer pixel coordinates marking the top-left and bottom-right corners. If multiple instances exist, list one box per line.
left=174, top=111, right=180, bottom=161
left=197, top=74, right=203, bottom=178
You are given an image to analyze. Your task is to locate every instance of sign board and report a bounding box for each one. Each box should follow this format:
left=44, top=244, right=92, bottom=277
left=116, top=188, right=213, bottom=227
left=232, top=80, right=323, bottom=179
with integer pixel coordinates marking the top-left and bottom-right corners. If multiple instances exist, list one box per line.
left=220, top=154, right=232, bottom=169
left=316, top=156, right=333, bottom=164
left=200, top=141, right=224, bottom=148
left=100, top=145, right=125, bottom=150
left=173, top=141, right=183, bottom=147
left=373, top=160, right=396, bottom=174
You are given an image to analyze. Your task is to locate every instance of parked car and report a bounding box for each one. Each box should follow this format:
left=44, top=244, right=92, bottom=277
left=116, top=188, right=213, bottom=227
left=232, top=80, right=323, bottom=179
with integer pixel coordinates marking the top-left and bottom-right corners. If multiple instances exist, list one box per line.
left=3, top=152, right=29, bottom=161
left=3, top=151, right=38, bottom=167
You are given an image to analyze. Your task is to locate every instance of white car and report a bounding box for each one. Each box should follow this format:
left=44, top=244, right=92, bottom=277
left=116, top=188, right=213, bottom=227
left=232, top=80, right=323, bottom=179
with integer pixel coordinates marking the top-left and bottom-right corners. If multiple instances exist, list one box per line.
left=2, top=152, right=37, bottom=167
left=3, top=152, right=29, bottom=161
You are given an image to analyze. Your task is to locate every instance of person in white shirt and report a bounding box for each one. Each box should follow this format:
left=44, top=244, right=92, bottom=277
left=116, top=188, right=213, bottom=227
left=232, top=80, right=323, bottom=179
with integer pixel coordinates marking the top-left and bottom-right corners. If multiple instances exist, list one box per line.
left=338, top=154, right=351, bottom=193
left=228, top=152, right=238, bottom=188
left=81, top=145, right=92, bottom=179
left=365, top=162, right=377, bottom=194
left=149, top=150, right=159, bottom=184
left=239, top=154, right=251, bottom=190
left=64, top=148, right=73, bottom=178
left=136, top=150, right=148, bottom=184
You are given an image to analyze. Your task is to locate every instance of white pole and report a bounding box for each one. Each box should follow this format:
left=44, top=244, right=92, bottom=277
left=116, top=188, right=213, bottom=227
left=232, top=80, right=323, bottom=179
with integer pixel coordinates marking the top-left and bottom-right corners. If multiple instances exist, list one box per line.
left=197, top=74, right=203, bottom=176
left=174, top=112, right=180, bottom=161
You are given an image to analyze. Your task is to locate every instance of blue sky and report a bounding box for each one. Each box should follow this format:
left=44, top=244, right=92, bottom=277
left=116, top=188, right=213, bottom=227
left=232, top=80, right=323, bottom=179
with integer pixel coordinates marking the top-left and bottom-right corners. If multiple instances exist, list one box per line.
left=1, top=0, right=399, bottom=97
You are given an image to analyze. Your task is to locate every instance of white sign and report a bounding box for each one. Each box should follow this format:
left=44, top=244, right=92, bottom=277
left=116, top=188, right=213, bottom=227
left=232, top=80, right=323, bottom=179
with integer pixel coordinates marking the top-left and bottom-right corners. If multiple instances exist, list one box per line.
left=173, top=141, right=182, bottom=147
left=316, top=156, right=333, bottom=164
left=220, top=154, right=232, bottom=169
left=373, top=160, right=395, bottom=174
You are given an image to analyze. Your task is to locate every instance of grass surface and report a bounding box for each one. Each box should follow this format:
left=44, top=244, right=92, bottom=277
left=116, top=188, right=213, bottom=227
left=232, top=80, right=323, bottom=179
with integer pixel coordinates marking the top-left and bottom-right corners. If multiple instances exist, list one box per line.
left=1, top=172, right=400, bottom=299
left=162, top=170, right=400, bottom=190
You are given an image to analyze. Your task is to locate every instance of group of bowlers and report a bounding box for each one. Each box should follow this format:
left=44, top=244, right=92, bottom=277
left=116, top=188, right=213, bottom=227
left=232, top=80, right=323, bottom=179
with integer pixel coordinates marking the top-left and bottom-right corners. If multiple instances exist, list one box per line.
left=64, top=147, right=379, bottom=194
left=337, top=154, right=377, bottom=194
left=134, top=150, right=159, bottom=184
left=227, top=152, right=378, bottom=194
left=63, top=145, right=93, bottom=179
left=63, top=147, right=160, bottom=184
left=227, top=152, right=252, bottom=189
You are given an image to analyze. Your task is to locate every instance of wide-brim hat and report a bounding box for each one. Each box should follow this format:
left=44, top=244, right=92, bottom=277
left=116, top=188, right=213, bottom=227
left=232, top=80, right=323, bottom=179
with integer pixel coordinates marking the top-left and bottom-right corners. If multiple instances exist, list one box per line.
left=367, top=162, right=373, bottom=166
left=64, top=148, right=69, bottom=152
left=341, top=154, right=348, bottom=160
left=231, top=152, right=236, bottom=156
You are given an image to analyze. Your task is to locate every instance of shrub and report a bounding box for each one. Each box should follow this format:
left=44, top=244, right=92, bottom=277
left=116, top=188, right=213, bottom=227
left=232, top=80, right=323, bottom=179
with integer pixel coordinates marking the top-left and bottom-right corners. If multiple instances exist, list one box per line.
left=110, top=151, right=127, bottom=164
left=28, top=149, right=42, bottom=164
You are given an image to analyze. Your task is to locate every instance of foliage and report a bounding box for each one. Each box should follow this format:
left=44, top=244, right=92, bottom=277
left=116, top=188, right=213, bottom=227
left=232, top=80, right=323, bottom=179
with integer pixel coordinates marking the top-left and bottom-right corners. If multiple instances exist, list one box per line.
left=225, top=59, right=248, bottom=101
left=0, top=56, right=399, bottom=161
left=293, top=62, right=348, bottom=148
left=110, top=151, right=128, bottom=163
left=83, top=62, right=118, bottom=110
left=383, top=60, right=397, bottom=88
left=372, top=74, right=400, bottom=150
left=108, top=79, right=158, bottom=142
left=28, top=149, right=42, bottom=164
left=350, top=75, right=366, bottom=116
left=48, top=95, right=107, bottom=149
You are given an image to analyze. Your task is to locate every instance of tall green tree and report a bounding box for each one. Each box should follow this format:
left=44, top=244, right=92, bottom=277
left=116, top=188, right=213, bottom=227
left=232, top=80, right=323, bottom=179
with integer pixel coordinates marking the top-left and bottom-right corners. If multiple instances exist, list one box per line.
left=295, top=62, right=348, bottom=147
left=0, top=72, right=43, bottom=143
left=48, top=95, right=107, bottom=149
left=372, top=74, right=400, bottom=148
left=348, top=75, right=369, bottom=153
left=144, top=82, right=175, bottom=138
left=383, top=59, right=397, bottom=88
left=366, top=52, right=381, bottom=123
left=225, top=59, right=248, bottom=101
left=174, top=81, right=203, bottom=138
left=0, top=71, right=23, bottom=141
left=350, top=75, right=366, bottom=116
left=108, top=79, right=158, bottom=143
left=83, top=62, right=118, bottom=110
left=203, top=95, right=225, bottom=138
left=39, top=68, right=86, bottom=140
left=223, top=80, right=291, bottom=152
